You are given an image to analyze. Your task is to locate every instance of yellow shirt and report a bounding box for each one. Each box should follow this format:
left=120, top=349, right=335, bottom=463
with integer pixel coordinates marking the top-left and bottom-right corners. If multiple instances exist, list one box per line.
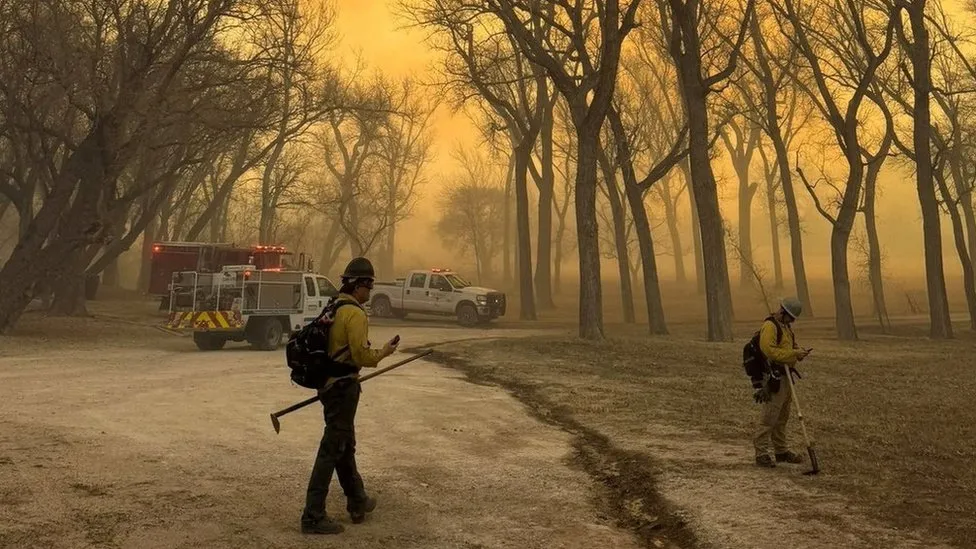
left=759, top=318, right=800, bottom=366
left=327, top=294, right=385, bottom=369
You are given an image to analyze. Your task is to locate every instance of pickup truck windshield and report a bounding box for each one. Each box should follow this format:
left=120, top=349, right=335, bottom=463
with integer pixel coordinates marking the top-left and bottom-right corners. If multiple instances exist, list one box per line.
left=445, top=274, right=470, bottom=289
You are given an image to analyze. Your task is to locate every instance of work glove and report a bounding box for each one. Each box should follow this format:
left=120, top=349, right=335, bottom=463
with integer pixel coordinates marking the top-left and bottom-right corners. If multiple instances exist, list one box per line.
left=753, top=386, right=771, bottom=404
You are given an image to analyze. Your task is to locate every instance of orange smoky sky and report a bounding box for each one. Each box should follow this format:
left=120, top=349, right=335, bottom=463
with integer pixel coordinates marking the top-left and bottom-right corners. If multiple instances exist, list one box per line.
left=329, top=0, right=976, bottom=284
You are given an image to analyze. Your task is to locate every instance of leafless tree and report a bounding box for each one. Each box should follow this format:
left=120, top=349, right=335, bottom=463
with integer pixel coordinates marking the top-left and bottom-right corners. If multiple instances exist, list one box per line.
left=402, top=0, right=551, bottom=320
left=888, top=0, right=953, bottom=338
left=740, top=3, right=815, bottom=314
left=437, top=151, right=508, bottom=283
left=375, top=78, right=435, bottom=278
left=477, top=0, right=642, bottom=340
left=774, top=0, right=896, bottom=340
left=653, top=0, right=757, bottom=340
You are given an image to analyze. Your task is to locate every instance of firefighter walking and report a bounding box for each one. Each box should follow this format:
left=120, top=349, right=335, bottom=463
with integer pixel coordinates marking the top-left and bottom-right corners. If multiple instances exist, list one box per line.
left=301, top=257, right=398, bottom=535
left=753, top=298, right=810, bottom=468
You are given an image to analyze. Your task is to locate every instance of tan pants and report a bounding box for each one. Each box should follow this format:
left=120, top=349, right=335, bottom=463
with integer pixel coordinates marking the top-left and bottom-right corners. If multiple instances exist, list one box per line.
left=753, top=373, right=794, bottom=456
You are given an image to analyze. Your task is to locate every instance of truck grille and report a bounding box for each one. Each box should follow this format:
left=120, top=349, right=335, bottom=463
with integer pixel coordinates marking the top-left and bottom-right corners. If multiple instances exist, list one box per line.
left=487, top=292, right=506, bottom=316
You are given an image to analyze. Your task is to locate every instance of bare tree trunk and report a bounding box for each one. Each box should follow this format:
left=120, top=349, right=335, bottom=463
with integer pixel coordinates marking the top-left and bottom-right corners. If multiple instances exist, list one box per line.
left=683, top=84, right=734, bottom=341
left=863, top=159, right=890, bottom=332
left=514, top=143, right=537, bottom=320
left=575, top=125, right=604, bottom=339
left=759, top=149, right=785, bottom=289
left=659, top=180, right=687, bottom=284
left=750, top=16, right=812, bottom=314
left=598, top=150, right=635, bottom=324
left=936, top=170, right=976, bottom=330
left=680, top=160, right=705, bottom=294
left=605, top=107, right=668, bottom=334
left=903, top=2, right=953, bottom=339
left=138, top=213, right=157, bottom=292
left=945, top=134, right=976, bottom=274
left=502, top=153, right=514, bottom=287
left=535, top=97, right=556, bottom=309
left=721, top=123, right=761, bottom=289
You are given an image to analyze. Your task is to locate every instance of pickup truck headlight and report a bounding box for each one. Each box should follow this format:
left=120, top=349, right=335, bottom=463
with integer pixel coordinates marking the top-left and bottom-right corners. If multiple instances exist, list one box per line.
left=476, top=295, right=487, bottom=305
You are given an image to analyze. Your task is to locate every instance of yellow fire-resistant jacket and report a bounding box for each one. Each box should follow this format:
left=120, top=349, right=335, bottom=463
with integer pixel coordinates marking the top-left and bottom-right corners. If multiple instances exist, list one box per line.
left=759, top=318, right=800, bottom=367
left=327, top=293, right=385, bottom=370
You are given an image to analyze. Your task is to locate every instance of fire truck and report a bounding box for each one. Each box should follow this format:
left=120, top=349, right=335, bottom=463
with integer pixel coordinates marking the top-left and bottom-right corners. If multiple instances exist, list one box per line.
left=149, top=242, right=301, bottom=307
left=165, top=262, right=340, bottom=351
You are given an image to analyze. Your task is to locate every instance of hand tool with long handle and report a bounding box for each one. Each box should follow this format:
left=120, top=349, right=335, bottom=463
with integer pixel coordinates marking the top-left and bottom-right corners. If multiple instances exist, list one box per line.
left=784, top=366, right=821, bottom=475
left=270, top=349, right=433, bottom=434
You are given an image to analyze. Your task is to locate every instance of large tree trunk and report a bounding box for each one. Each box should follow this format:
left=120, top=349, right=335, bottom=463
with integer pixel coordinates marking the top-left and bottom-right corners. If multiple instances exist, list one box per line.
left=683, top=83, right=734, bottom=341
left=575, top=124, right=604, bottom=339
left=598, top=151, right=635, bottom=324
left=829, top=225, right=857, bottom=340
left=0, top=129, right=112, bottom=332
left=906, top=3, right=953, bottom=339
left=514, top=143, right=537, bottom=321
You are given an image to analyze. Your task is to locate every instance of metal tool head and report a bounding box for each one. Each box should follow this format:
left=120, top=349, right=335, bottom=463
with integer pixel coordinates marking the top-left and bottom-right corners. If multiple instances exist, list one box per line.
left=271, top=413, right=281, bottom=434
left=803, top=446, right=821, bottom=475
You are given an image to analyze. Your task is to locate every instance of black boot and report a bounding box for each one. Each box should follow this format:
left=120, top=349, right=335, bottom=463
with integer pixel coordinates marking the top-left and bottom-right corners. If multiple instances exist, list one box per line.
left=301, top=517, right=344, bottom=535
left=775, top=451, right=804, bottom=464
left=755, top=455, right=776, bottom=468
left=349, top=496, right=377, bottom=524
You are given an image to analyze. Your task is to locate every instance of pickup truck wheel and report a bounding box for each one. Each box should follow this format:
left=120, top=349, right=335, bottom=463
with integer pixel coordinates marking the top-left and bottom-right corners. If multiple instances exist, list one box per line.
left=371, top=296, right=393, bottom=318
left=250, top=318, right=284, bottom=351
left=193, top=332, right=227, bottom=351
left=457, top=303, right=479, bottom=327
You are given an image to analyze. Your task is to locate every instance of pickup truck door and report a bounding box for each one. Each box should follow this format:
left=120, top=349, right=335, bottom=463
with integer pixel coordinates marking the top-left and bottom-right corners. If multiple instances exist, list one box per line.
left=303, top=275, right=323, bottom=321
left=403, top=272, right=429, bottom=311
left=428, top=274, right=456, bottom=313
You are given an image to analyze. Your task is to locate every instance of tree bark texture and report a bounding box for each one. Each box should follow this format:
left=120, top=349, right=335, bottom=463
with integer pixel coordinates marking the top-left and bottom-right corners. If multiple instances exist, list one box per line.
left=535, top=97, right=556, bottom=309
left=904, top=1, right=953, bottom=339
left=598, top=150, right=636, bottom=324
left=514, top=143, right=537, bottom=320
left=575, top=125, right=604, bottom=339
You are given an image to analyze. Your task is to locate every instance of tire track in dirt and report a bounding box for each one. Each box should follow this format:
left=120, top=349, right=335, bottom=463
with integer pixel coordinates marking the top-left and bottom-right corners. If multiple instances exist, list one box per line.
left=423, top=348, right=700, bottom=549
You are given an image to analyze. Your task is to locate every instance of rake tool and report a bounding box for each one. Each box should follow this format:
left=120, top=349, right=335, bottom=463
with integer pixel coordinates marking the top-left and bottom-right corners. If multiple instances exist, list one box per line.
left=270, top=349, right=433, bottom=434
left=784, top=365, right=821, bottom=475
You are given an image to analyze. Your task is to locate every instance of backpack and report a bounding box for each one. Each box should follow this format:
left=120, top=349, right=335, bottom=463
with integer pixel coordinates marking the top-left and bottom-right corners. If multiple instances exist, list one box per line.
left=742, top=316, right=783, bottom=388
left=285, top=298, right=361, bottom=389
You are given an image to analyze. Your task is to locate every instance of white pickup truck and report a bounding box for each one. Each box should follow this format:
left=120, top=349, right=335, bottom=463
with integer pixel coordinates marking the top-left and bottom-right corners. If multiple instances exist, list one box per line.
left=369, top=269, right=507, bottom=327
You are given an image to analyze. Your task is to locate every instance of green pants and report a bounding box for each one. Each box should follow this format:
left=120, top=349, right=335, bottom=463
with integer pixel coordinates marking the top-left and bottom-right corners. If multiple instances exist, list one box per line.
left=753, top=373, right=794, bottom=456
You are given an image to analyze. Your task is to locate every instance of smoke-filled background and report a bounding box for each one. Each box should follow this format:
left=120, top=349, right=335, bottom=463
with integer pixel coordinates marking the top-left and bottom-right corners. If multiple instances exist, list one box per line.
left=2, top=0, right=975, bottom=340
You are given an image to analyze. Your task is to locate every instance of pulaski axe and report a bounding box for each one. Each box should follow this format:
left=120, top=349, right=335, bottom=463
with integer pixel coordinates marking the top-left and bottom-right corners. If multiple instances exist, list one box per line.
left=270, top=349, right=433, bottom=434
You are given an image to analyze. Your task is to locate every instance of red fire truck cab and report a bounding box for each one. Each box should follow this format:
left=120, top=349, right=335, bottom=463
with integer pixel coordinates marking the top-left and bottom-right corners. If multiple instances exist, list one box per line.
left=149, top=242, right=295, bottom=298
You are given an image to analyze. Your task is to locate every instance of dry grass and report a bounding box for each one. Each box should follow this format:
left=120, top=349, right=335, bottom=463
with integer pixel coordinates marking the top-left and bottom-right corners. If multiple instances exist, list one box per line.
left=440, top=326, right=976, bottom=547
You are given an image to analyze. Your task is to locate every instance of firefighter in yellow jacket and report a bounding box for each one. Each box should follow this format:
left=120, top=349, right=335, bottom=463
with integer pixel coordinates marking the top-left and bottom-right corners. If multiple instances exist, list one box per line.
left=301, top=257, right=398, bottom=535
left=753, top=297, right=810, bottom=468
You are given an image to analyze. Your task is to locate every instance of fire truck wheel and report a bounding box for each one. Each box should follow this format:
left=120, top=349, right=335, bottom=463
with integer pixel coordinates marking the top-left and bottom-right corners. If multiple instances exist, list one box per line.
left=249, top=318, right=284, bottom=351
left=193, top=332, right=227, bottom=351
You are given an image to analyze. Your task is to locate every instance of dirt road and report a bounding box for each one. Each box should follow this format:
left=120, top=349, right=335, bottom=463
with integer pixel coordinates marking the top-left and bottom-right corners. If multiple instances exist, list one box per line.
left=0, top=323, right=640, bottom=549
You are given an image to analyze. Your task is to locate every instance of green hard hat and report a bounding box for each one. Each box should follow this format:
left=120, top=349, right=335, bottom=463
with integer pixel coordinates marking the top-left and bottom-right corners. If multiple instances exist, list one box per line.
left=780, top=297, right=803, bottom=319
left=341, top=257, right=375, bottom=280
